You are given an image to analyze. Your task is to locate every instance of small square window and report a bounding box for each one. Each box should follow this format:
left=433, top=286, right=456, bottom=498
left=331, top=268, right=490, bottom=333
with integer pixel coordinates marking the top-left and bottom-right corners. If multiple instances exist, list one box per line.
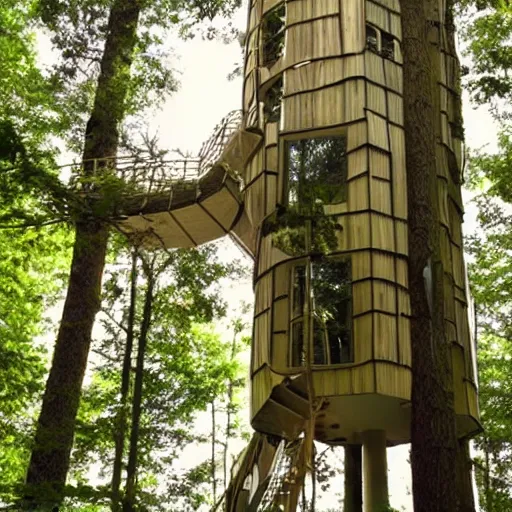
left=366, top=25, right=379, bottom=54
left=262, top=4, right=286, bottom=67
left=381, top=33, right=395, bottom=60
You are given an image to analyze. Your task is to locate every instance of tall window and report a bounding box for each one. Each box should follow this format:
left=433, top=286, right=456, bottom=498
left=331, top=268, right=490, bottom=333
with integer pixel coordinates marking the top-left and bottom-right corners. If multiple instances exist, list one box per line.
left=264, top=78, right=283, bottom=123
left=287, top=136, right=348, bottom=212
left=290, top=259, right=352, bottom=367
left=268, top=136, right=347, bottom=257
left=262, top=4, right=286, bottom=67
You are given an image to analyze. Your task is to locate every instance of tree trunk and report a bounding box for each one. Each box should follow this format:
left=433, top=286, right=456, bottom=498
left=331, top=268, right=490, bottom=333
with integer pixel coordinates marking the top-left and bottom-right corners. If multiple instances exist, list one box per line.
left=25, top=0, right=141, bottom=506
left=456, top=439, right=476, bottom=512
left=223, top=326, right=239, bottom=491
left=123, top=268, right=154, bottom=512
left=484, top=439, right=492, bottom=512
left=402, top=1, right=459, bottom=510
left=112, top=250, right=139, bottom=512
left=344, top=445, right=362, bottom=512
left=212, top=400, right=217, bottom=504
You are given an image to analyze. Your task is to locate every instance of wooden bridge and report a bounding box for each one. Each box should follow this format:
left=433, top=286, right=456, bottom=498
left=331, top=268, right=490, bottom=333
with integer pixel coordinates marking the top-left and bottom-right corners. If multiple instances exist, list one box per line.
left=69, top=109, right=261, bottom=254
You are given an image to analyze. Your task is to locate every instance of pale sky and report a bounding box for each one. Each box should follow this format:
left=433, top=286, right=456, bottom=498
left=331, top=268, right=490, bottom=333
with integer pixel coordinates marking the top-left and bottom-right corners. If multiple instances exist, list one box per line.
left=35, top=1, right=498, bottom=509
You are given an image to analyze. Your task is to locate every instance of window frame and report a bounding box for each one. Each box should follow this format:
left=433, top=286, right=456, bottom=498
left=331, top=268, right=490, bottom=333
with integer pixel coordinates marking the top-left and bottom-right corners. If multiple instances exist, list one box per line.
left=288, top=257, right=353, bottom=369
left=281, top=131, right=349, bottom=210
left=261, top=3, right=286, bottom=68
left=365, top=23, right=396, bottom=61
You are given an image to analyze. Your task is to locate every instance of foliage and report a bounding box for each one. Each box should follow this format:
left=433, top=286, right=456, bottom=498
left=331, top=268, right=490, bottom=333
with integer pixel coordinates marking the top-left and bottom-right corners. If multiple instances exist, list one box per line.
left=458, top=0, right=512, bottom=119
left=35, top=0, right=243, bottom=152
left=65, top=240, right=248, bottom=510
left=465, top=69, right=512, bottom=512
left=0, top=1, right=73, bottom=502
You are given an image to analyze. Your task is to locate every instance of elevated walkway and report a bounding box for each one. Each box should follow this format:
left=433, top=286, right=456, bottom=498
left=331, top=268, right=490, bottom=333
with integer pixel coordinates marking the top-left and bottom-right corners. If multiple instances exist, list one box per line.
left=70, top=110, right=261, bottom=255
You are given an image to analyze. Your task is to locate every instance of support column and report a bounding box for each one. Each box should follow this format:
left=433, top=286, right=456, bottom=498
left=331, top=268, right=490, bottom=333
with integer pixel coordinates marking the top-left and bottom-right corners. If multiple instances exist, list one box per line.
left=344, top=444, right=363, bottom=512
left=362, top=430, right=389, bottom=512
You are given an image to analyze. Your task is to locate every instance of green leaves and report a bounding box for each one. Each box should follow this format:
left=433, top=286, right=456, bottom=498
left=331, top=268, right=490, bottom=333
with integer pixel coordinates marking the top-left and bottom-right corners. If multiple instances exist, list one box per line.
left=459, top=1, right=512, bottom=118
left=68, top=240, right=245, bottom=509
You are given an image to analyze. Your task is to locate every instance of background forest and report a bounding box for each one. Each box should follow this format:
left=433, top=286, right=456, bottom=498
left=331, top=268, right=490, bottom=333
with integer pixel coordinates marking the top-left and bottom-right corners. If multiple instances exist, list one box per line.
left=0, top=0, right=511, bottom=510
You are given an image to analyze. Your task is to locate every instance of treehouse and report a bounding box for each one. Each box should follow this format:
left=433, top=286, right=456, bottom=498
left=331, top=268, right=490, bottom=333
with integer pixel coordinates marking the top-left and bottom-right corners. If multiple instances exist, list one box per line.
left=237, top=0, right=479, bottom=508
left=75, top=0, right=480, bottom=509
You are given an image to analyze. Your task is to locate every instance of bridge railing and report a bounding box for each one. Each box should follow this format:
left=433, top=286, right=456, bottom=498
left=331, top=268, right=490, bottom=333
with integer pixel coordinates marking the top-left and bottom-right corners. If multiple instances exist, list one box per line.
left=68, top=109, right=243, bottom=197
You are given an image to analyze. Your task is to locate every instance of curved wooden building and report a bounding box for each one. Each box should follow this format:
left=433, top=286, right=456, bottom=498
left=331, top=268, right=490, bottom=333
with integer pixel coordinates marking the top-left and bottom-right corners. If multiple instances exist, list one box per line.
left=238, top=0, right=479, bottom=504
left=105, top=0, right=479, bottom=508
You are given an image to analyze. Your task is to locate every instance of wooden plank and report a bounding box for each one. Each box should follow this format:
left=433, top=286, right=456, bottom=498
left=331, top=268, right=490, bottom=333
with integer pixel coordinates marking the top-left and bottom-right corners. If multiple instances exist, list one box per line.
left=389, top=124, right=407, bottom=219
left=368, top=111, right=390, bottom=151
left=369, top=148, right=391, bottom=180
left=374, top=313, right=398, bottom=360
left=348, top=175, right=370, bottom=211
left=354, top=313, right=373, bottom=362
left=341, top=0, right=365, bottom=54
left=367, top=82, right=387, bottom=117
left=371, top=214, right=395, bottom=252
left=370, top=177, right=392, bottom=215
left=352, top=363, right=376, bottom=394
left=253, top=311, right=271, bottom=370
left=347, top=120, right=368, bottom=152
left=246, top=174, right=267, bottom=227
left=353, top=251, right=372, bottom=281
left=366, top=0, right=390, bottom=32
left=348, top=147, right=369, bottom=180
left=398, top=316, right=411, bottom=366
left=376, top=364, right=411, bottom=400
left=387, top=91, right=404, bottom=126
left=353, top=280, right=372, bottom=316
left=271, top=332, right=288, bottom=371
left=274, top=262, right=289, bottom=298
left=374, top=282, right=397, bottom=313
left=255, top=273, right=272, bottom=315
left=272, top=296, right=289, bottom=333
left=287, top=0, right=339, bottom=24
left=347, top=212, right=371, bottom=250
left=372, top=252, right=395, bottom=282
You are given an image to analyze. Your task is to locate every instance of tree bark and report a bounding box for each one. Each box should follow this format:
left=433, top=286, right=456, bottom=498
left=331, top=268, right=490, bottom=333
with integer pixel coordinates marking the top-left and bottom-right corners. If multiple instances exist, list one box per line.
left=344, top=445, right=363, bottom=512
left=112, top=250, right=139, bottom=512
left=123, top=267, right=154, bottom=512
left=25, top=0, right=142, bottom=506
left=402, top=0, right=459, bottom=510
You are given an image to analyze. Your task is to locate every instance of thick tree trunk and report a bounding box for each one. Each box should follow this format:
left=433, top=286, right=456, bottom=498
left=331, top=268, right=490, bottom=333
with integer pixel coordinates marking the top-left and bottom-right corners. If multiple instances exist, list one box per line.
left=112, top=251, right=139, bottom=512
left=25, top=221, right=108, bottom=501
left=123, top=270, right=154, bottom=512
left=344, top=445, right=362, bottom=512
left=401, top=1, right=459, bottom=510
left=25, top=0, right=142, bottom=506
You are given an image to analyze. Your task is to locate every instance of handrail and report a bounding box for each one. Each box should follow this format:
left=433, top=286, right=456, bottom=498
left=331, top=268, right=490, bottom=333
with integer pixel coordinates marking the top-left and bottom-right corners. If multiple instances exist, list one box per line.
left=68, top=109, right=243, bottom=198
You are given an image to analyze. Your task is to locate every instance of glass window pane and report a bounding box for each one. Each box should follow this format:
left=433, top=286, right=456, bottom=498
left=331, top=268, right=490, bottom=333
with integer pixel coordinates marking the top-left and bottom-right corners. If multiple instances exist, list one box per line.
left=366, top=25, right=379, bottom=53
left=292, top=265, right=306, bottom=319
left=287, top=136, right=348, bottom=212
left=381, top=32, right=395, bottom=60
left=312, top=259, right=352, bottom=364
left=262, top=4, right=286, bottom=66
left=264, top=78, right=283, bottom=123
left=313, top=319, right=327, bottom=364
left=291, top=321, right=305, bottom=367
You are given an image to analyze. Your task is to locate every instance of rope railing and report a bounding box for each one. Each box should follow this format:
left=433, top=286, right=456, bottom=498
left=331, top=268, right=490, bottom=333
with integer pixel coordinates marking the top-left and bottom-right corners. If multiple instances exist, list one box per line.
left=68, top=109, right=243, bottom=198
